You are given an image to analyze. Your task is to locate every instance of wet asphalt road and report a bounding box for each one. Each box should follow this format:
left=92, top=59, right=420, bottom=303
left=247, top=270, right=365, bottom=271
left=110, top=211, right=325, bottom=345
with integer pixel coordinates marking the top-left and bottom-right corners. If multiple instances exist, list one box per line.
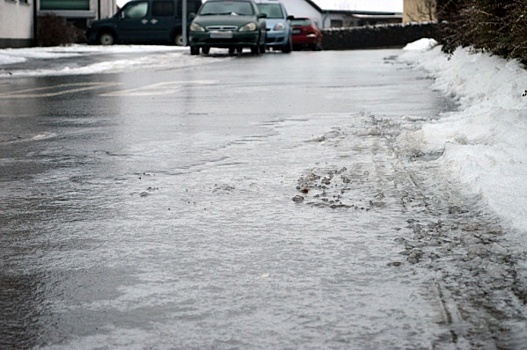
left=1, top=49, right=527, bottom=349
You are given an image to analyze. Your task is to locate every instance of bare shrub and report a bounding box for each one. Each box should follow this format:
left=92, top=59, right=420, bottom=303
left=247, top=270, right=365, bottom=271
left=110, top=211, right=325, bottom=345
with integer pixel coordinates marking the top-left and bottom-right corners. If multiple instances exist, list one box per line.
left=437, top=0, right=527, bottom=62
left=37, top=14, right=81, bottom=47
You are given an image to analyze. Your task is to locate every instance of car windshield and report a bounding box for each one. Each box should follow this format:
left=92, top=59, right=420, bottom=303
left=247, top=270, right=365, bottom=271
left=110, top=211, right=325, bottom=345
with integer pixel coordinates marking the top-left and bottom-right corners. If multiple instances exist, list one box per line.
left=199, top=1, right=254, bottom=15
left=256, top=3, right=283, bottom=19
left=291, top=19, right=311, bottom=26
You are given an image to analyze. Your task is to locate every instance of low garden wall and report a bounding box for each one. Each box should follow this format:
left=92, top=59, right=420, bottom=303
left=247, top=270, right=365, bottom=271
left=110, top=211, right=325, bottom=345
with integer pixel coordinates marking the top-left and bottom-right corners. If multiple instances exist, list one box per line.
left=321, top=22, right=440, bottom=50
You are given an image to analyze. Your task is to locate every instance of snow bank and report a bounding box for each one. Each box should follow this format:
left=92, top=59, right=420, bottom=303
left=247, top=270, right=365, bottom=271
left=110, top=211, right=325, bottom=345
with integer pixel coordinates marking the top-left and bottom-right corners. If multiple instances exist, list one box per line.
left=399, top=39, right=527, bottom=235
left=0, top=45, right=203, bottom=77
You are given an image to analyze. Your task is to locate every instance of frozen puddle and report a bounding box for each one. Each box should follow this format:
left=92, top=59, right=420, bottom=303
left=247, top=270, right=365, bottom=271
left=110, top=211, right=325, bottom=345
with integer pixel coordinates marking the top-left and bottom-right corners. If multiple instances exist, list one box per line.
left=161, top=109, right=527, bottom=348
left=31, top=111, right=527, bottom=350
left=275, top=112, right=527, bottom=349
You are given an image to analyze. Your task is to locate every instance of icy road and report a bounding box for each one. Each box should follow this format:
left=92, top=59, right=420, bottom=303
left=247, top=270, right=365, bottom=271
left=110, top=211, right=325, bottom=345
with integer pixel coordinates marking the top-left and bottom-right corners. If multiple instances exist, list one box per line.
left=1, top=47, right=526, bottom=349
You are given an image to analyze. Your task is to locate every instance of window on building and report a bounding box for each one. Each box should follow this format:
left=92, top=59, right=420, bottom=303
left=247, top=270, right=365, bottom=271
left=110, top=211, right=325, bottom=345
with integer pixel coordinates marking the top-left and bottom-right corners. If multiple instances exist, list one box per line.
left=40, top=0, right=90, bottom=10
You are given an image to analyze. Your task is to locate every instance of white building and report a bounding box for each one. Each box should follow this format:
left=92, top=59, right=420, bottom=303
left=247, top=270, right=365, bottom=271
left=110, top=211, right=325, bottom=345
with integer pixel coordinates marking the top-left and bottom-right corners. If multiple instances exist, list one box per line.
left=281, top=0, right=403, bottom=28
left=0, top=0, right=35, bottom=48
left=0, top=0, right=117, bottom=48
left=38, top=0, right=117, bottom=22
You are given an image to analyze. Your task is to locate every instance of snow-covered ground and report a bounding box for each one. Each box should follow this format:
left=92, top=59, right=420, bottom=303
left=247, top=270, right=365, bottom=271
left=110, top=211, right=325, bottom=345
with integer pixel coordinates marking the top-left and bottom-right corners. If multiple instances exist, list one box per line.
left=1, top=40, right=525, bottom=240
left=0, top=45, right=220, bottom=77
left=0, top=44, right=182, bottom=66
left=398, top=39, right=527, bottom=243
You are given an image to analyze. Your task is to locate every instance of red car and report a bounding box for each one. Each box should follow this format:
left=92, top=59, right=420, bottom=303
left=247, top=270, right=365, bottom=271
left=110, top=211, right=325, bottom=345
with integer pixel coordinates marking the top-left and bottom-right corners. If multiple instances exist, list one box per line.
left=291, top=17, right=323, bottom=51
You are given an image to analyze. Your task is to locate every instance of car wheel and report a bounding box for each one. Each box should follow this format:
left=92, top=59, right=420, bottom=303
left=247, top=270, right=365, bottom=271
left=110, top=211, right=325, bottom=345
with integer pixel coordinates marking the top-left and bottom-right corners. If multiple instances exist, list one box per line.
left=202, top=46, right=210, bottom=55
left=190, top=46, right=200, bottom=55
left=173, top=33, right=184, bottom=46
left=259, top=44, right=266, bottom=54
left=251, top=45, right=260, bottom=55
left=98, top=32, right=115, bottom=46
left=281, top=37, right=292, bottom=53
left=228, top=48, right=236, bottom=55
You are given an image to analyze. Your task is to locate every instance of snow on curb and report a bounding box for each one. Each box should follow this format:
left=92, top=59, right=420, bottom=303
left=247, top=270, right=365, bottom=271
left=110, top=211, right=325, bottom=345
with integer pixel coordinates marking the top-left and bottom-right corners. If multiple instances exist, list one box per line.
left=398, top=39, right=527, bottom=235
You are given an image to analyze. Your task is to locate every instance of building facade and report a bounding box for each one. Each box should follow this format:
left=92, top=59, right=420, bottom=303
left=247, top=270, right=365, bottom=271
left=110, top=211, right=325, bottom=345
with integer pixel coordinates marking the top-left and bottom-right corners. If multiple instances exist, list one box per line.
left=0, top=0, right=116, bottom=48
left=39, top=0, right=116, bottom=26
left=0, top=0, right=35, bottom=48
left=278, top=0, right=324, bottom=28
left=403, top=0, right=436, bottom=23
left=280, top=0, right=402, bottom=29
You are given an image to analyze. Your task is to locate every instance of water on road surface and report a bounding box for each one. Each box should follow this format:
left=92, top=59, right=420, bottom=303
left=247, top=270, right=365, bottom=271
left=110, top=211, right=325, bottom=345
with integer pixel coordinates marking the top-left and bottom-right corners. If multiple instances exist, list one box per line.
left=1, top=49, right=526, bottom=349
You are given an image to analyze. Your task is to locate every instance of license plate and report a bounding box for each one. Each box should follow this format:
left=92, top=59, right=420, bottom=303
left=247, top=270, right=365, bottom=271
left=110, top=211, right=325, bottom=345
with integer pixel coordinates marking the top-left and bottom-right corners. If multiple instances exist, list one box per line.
left=210, top=31, right=233, bottom=39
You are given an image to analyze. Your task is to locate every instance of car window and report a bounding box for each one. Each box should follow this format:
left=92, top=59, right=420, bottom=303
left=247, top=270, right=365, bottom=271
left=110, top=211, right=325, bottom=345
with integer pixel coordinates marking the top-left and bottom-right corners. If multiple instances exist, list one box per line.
left=199, top=1, right=254, bottom=16
left=257, top=4, right=284, bottom=19
left=152, top=0, right=175, bottom=16
left=123, top=1, right=149, bottom=19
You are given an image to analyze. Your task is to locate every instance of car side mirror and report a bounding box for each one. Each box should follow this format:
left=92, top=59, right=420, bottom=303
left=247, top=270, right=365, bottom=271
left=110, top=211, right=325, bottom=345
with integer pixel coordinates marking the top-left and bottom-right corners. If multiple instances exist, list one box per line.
left=258, top=13, right=267, bottom=19
left=189, top=13, right=196, bottom=20
left=287, top=15, right=294, bottom=20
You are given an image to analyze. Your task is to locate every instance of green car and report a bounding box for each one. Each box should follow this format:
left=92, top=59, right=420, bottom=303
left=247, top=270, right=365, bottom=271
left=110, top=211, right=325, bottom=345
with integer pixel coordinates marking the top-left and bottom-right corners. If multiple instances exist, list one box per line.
left=189, top=0, right=267, bottom=55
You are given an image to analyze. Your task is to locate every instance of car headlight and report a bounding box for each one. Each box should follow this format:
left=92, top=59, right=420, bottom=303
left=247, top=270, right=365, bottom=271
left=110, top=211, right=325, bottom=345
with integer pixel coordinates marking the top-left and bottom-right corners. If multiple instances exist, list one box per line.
left=190, top=23, right=205, bottom=32
left=239, top=22, right=257, bottom=32
left=273, top=23, right=285, bottom=31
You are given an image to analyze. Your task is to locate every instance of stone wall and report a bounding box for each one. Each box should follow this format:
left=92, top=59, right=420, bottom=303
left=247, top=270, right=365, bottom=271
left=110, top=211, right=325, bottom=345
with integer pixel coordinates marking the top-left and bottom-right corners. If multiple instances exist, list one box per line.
left=321, top=23, right=440, bottom=50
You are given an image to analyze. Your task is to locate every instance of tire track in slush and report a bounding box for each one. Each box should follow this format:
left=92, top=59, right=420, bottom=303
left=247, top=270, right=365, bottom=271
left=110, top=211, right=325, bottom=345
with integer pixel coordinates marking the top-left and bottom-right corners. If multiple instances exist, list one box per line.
left=292, top=113, right=527, bottom=349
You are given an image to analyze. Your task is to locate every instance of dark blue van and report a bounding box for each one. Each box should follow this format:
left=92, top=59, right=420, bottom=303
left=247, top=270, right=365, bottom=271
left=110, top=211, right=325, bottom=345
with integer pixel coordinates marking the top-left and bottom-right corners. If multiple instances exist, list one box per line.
left=86, top=0, right=202, bottom=45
